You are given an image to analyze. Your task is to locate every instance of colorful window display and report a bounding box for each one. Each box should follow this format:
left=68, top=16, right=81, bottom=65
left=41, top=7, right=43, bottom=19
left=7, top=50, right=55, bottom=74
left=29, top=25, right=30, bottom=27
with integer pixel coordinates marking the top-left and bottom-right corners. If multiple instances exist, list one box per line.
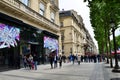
left=44, top=36, right=58, bottom=54
left=0, top=23, right=20, bottom=49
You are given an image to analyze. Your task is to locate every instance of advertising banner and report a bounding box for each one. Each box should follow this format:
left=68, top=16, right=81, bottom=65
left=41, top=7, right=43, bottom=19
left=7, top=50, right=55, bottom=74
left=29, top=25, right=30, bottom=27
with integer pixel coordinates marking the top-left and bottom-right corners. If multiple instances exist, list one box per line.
left=44, top=36, right=58, bottom=55
left=0, top=23, right=20, bottom=49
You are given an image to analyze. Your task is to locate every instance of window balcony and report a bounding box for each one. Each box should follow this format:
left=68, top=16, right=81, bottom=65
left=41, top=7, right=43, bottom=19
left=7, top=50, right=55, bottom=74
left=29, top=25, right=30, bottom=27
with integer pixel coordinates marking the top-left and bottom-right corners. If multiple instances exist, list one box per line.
left=0, top=0, right=59, bottom=31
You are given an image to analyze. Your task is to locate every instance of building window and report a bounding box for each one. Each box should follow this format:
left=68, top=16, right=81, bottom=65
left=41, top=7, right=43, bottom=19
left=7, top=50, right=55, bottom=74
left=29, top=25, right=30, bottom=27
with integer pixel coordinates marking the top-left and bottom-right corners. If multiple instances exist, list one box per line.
left=21, top=0, right=30, bottom=6
left=39, top=3, right=45, bottom=16
left=60, top=22, right=63, bottom=27
left=51, top=12, right=55, bottom=22
left=51, top=0, right=55, bottom=4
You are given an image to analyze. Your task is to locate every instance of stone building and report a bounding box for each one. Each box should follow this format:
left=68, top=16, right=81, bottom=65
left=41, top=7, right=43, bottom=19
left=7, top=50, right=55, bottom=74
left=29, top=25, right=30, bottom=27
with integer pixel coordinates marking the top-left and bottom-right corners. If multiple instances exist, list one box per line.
left=60, top=10, right=85, bottom=56
left=59, top=10, right=97, bottom=57
left=0, top=0, right=60, bottom=70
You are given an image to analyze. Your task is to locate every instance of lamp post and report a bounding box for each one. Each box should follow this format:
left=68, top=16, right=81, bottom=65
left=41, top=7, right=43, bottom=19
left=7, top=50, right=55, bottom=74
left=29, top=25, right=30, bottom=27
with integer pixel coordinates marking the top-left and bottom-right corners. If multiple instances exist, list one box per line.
left=108, top=40, right=113, bottom=68
left=110, top=20, right=119, bottom=70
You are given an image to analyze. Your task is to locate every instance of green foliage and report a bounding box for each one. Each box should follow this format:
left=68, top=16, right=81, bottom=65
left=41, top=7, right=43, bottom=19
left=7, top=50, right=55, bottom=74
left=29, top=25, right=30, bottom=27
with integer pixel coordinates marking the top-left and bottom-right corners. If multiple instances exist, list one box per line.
left=83, top=0, right=120, bottom=54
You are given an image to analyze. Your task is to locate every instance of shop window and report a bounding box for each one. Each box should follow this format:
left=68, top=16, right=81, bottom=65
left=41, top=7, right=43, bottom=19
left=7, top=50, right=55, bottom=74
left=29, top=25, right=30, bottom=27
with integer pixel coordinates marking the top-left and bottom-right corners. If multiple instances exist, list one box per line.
left=44, top=36, right=59, bottom=57
left=0, top=23, right=20, bottom=49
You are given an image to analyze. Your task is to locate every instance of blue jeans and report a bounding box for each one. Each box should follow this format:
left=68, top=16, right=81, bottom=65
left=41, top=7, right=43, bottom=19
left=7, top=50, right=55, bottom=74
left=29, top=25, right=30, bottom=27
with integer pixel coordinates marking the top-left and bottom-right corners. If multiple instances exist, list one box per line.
left=34, top=61, right=38, bottom=70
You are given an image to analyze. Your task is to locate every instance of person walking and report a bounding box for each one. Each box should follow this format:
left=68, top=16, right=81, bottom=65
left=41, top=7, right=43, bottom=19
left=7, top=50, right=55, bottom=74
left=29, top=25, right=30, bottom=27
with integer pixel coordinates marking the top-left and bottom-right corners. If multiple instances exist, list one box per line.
left=77, top=55, right=81, bottom=65
left=49, top=52, right=54, bottom=69
left=72, top=54, right=75, bottom=64
left=33, top=54, right=38, bottom=70
left=54, top=54, right=58, bottom=68
left=23, top=55, right=27, bottom=68
left=58, top=55, right=62, bottom=68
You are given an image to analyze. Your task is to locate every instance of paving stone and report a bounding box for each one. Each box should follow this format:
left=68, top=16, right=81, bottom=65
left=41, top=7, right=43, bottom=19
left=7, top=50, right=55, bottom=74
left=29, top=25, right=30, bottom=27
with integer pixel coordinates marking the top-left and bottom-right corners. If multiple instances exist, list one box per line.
left=0, top=62, right=120, bottom=80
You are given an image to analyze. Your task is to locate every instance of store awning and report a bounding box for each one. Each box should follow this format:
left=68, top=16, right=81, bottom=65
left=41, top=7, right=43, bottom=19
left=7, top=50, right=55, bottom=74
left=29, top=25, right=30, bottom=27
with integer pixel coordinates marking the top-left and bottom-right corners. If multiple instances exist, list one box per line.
left=111, top=50, right=120, bottom=54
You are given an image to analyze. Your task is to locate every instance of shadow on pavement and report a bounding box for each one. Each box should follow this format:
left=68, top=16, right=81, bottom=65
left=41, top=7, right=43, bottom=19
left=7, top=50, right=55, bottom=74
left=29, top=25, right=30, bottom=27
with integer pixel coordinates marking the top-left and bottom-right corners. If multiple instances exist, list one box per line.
left=111, top=78, right=120, bottom=80
left=104, top=65, right=112, bottom=68
left=0, top=66, right=18, bottom=72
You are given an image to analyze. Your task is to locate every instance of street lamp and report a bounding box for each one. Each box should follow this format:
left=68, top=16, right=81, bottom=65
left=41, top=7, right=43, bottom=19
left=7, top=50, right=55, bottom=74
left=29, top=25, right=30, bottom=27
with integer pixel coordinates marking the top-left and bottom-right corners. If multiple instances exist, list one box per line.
left=110, top=20, right=119, bottom=70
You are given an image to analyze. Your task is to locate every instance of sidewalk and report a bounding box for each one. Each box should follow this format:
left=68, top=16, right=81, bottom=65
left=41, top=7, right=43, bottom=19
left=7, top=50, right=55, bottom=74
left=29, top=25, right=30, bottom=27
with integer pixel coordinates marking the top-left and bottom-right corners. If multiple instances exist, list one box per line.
left=0, top=62, right=120, bottom=80
left=103, top=62, right=120, bottom=80
left=0, top=62, right=73, bottom=80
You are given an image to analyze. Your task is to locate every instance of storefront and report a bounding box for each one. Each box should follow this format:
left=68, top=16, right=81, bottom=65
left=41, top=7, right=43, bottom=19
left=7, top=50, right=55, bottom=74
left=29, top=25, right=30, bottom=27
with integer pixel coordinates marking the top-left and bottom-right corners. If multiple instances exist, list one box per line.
left=0, top=12, right=41, bottom=70
left=0, top=12, right=59, bottom=71
left=42, top=31, right=59, bottom=63
left=0, top=13, right=21, bottom=70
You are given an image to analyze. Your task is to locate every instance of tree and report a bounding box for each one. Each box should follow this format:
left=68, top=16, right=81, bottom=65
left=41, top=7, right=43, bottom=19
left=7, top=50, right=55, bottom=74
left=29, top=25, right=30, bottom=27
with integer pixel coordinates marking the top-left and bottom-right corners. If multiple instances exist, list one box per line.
left=83, top=0, right=120, bottom=53
left=83, top=0, right=120, bottom=67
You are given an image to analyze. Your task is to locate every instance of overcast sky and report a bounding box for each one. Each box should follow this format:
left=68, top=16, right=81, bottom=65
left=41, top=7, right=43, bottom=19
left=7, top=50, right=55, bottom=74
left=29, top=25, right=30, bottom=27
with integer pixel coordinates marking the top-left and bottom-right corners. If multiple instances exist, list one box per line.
left=59, top=0, right=98, bottom=48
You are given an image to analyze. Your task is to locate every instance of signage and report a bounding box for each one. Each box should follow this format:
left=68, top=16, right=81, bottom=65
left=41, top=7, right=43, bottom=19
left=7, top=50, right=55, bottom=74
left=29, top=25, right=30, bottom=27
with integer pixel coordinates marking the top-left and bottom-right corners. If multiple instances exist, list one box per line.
left=44, top=36, right=58, bottom=54
left=0, top=23, right=20, bottom=49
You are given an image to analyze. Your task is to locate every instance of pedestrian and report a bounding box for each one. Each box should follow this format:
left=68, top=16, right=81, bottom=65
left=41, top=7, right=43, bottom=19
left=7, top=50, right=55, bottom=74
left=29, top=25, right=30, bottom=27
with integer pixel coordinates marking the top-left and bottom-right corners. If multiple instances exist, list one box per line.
left=23, top=55, right=27, bottom=68
left=62, top=55, right=66, bottom=63
left=58, top=55, right=62, bottom=68
left=28, top=54, right=34, bottom=70
left=54, top=53, right=58, bottom=68
left=49, top=52, right=54, bottom=69
left=72, top=54, right=75, bottom=64
left=93, top=54, right=97, bottom=63
left=33, top=54, right=38, bottom=70
left=77, top=55, right=81, bottom=65
left=81, top=55, right=84, bottom=62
